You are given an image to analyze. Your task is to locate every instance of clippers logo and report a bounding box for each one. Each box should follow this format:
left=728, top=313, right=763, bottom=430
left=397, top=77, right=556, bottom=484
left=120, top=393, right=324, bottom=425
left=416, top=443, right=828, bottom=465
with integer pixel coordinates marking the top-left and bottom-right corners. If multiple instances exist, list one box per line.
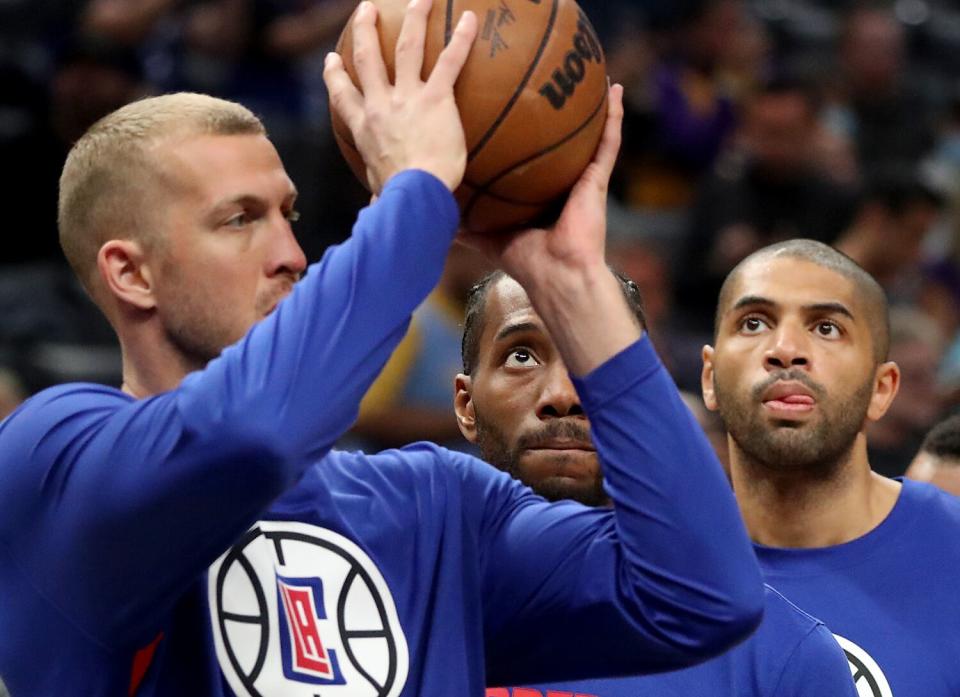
left=834, top=634, right=893, bottom=697
left=276, top=575, right=342, bottom=684
left=209, top=522, right=409, bottom=697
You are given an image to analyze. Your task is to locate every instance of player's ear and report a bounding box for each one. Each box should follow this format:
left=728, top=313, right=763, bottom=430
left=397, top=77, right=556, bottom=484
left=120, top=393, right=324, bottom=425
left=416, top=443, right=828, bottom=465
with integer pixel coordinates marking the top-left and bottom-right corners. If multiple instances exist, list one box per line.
left=454, top=374, right=478, bottom=443
left=867, top=360, right=900, bottom=422
left=98, top=238, right=157, bottom=311
left=701, top=345, right=719, bottom=412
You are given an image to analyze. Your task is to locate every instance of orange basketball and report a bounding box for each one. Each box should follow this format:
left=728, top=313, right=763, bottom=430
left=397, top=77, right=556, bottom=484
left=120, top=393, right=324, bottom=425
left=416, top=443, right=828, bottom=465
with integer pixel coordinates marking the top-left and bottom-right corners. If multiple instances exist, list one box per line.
left=331, top=0, right=607, bottom=233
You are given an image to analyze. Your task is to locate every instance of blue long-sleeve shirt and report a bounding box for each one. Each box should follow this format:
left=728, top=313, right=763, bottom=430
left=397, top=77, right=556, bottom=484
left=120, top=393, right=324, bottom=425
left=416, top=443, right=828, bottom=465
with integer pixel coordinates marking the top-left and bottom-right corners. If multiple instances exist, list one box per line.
left=492, top=585, right=858, bottom=696
left=0, top=171, right=762, bottom=696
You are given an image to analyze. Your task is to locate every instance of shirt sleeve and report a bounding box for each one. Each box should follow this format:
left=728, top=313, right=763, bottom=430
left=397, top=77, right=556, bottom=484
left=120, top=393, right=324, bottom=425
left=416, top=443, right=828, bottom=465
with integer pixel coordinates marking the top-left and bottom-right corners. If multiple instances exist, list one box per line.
left=0, top=170, right=458, bottom=649
left=475, top=337, right=764, bottom=683
left=773, top=625, right=858, bottom=697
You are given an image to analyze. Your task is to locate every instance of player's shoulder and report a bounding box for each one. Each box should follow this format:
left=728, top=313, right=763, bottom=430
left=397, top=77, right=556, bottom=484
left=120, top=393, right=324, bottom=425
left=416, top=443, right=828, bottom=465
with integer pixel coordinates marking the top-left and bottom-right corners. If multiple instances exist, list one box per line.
left=758, top=585, right=855, bottom=693
left=320, top=442, right=520, bottom=499
left=760, top=584, right=824, bottom=635
left=899, top=476, right=960, bottom=528
left=322, top=441, right=491, bottom=478
left=0, top=382, right=130, bottom=450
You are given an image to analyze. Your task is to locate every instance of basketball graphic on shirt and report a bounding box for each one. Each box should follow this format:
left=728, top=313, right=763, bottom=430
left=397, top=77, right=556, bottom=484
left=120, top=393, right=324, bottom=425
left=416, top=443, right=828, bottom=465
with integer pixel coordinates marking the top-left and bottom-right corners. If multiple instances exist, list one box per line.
left=209, top=521, right=409, bottom=697
left=834, top=634, right=892, bottom=697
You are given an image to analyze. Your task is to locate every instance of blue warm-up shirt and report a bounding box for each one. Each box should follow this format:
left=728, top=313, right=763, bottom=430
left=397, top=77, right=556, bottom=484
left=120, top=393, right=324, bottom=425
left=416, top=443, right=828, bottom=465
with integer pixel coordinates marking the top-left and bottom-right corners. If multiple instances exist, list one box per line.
left=756, top=478, right=960, bottom=697
left=0, top=171, right=762, bottom=696
left=494, top=585, right=857, bottom=697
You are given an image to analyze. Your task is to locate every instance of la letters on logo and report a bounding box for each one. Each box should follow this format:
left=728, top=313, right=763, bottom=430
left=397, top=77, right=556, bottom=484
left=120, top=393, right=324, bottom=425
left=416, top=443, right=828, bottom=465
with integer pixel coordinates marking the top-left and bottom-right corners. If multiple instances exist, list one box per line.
left=277, top=575, right=343, bottom=683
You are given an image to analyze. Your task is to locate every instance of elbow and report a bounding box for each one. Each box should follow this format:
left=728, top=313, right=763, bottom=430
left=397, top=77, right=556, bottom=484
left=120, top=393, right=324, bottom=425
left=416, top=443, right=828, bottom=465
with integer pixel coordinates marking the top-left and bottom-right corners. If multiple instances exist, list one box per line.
left=710, top=587, right=765, bottom=654
left=687, top=580, right=765, bottom=661
left=646, top=576, right=765, bottom=668
left=201, top=420, right=306, bottom=493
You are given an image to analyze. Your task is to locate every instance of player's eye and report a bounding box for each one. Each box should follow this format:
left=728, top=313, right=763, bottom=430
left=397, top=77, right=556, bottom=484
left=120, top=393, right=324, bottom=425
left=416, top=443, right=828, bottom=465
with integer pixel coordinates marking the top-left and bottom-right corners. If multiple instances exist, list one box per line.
left=285, top=209, right=301, bottom=223
left=504, top=348, right=540, bottom=368
left=225, top=212, right=250, bottom=229
left=739, top=316, right=769, bottom=335
left=814, top=320, right=842, bottom=339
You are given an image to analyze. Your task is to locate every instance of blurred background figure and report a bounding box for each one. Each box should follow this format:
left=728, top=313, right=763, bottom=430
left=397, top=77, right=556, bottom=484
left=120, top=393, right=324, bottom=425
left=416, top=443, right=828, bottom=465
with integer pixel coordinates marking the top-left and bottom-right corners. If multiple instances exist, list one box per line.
left=0, top=369, right=26, bottom=421
left=3, top=0, right=960, bottom=493
left=823, top=4, right=937, bottom=177
left=677, top=75, right=859, bottom=337
left=906, top=413, right=960, bottom=497
left=867, top=306, right=948, bottom=477
left=836, top=170, right=944, bottom=296
left=347, top=245, right=491, bottom=453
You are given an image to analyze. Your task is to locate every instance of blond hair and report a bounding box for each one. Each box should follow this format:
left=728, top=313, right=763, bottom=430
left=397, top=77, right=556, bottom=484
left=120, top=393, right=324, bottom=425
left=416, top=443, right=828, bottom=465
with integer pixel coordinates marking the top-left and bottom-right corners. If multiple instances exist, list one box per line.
left=58, top=93, right=265, bottom=294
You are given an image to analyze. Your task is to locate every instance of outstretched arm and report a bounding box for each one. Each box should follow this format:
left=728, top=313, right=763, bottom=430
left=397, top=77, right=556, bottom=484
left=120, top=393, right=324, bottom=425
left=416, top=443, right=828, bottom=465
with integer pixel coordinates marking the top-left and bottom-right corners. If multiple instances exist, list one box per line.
left=463, top=88, right=763, bottom=680
left=0, top=0, right=478, bottom=650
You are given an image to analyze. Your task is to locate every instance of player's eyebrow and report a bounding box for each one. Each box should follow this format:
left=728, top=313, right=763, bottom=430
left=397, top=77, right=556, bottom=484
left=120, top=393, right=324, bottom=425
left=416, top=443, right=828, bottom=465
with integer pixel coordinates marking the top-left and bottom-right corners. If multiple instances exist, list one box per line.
left=730, top=295, right=777, bottom=314
left=494, top=321, right=542, bottom=343
left=803, top=302, right=855, bottom=321
left=729, top=296, right=855, bottom=321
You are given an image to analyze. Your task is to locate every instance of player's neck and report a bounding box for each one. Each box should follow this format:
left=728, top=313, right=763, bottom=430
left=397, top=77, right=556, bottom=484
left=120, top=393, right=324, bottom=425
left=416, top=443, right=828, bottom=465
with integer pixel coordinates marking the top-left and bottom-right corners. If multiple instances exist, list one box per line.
left=119, top=335, right=203, bottom=398
left=731, top=438, right=901, bottom=549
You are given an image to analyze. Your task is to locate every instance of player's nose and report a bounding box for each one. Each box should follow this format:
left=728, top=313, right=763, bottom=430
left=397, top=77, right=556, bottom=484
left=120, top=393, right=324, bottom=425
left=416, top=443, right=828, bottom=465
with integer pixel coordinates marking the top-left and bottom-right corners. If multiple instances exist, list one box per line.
left=536, top=361, right=584, bottom=419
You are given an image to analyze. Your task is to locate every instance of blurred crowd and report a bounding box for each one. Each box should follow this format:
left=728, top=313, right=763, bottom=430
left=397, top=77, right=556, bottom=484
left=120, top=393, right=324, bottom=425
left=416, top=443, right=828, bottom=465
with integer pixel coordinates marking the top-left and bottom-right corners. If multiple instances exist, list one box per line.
left=2, top=0, right=960, bottom=478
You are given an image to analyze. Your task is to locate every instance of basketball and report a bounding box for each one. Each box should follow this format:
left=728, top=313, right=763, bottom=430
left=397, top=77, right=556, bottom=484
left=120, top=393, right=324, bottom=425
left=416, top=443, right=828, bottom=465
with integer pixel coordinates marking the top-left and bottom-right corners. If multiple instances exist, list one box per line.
left=330, top=0, right=608, bottom=233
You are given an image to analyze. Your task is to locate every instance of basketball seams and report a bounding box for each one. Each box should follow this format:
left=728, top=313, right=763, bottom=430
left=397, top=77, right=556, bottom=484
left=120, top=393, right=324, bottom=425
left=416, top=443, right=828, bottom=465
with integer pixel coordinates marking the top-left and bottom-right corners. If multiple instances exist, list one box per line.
left=444, top=0, right=455, bottom=45
left=466, top=0, right=560, bottom=161
left=463, top=86, right=606, bottom=219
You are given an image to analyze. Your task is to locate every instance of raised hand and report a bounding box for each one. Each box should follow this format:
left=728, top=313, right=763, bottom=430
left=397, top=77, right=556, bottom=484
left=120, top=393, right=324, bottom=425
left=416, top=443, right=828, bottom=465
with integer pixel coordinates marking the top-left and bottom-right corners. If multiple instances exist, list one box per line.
left=459, top=83, right=625, bottom=291
left=459, top=84, right=639, bottom=376
left=323, top=0, right=478, bottom=194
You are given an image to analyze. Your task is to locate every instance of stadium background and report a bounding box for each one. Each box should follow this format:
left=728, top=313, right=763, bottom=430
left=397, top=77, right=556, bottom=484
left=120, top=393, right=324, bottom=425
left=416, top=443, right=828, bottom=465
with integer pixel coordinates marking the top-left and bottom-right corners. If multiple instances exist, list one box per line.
left=1, top=0, right=958, bottom=483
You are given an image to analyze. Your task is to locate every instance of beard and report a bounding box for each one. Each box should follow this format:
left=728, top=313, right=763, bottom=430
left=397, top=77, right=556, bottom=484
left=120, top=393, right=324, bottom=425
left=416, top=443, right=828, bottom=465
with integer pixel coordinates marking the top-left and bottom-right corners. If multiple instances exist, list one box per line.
left=714, top=368, right=874, bottom=479
left=474, top=414, right=609, bottom=507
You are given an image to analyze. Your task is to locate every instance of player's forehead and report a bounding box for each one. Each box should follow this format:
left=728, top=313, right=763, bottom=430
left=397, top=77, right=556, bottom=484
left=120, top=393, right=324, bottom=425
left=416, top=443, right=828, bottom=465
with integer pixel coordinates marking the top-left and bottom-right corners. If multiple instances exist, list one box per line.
left=723, top=255, right=859, bottom=318
left=479, top=277, right=546, bottom=346
left=152, top=132, right=295, bottom=203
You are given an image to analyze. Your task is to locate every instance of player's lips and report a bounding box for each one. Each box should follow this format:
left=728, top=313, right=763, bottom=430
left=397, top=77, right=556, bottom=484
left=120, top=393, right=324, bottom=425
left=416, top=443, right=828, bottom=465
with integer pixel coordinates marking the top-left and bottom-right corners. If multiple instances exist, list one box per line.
left=526, top=440, right=595, bottom=452
left=262, top=283, right=296, bottom=316
left=761, top=381, right=816, bottom=414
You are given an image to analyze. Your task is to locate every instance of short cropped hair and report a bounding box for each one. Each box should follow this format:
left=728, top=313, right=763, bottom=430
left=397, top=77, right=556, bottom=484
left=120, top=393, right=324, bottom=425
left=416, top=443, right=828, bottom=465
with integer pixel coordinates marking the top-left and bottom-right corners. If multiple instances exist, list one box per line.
left=714, top=239, right=890, bottom=362
left=58, top=92, right=265, bottom=294
left=920, top=414, right=960, bottom=461
left=461, top=269, right=647, bottom=375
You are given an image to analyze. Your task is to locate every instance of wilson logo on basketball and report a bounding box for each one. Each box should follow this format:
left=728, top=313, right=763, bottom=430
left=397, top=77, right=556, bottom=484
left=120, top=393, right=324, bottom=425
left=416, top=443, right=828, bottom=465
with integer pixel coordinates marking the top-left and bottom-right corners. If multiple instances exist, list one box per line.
left=209, top=522, right=409, bottom=697
left=539, top=11, right=603, bottom=110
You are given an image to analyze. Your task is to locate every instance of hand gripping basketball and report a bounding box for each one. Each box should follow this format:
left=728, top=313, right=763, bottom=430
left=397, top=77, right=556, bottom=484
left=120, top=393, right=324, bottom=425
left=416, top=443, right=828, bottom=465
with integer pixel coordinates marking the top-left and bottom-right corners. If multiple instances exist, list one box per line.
left=330, top=0, right=609, bottom=233
left=324, top=0, right=478, bottom=194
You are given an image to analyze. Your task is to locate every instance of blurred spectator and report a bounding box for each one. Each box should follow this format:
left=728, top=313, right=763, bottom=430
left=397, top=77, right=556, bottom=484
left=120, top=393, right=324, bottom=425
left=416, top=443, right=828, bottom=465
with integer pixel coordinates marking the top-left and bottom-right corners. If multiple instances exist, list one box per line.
left=348, top=245, right=491, bottom=453
left=676, top=76, right=858, bottom=333
left=823, top=4, right=937, bottom=176
left=0, top=368, right=26, bottom=421
left=868, top=306, right=947, bottom=477
left=614, top=0, right=756, bottom=212
left=835, top=170, right=943, bottom=294
left=51, top=34, right=151, bottom=147
left=905, top=413, right=960, bottom=497
left=0, top=33, right=149, bottom=267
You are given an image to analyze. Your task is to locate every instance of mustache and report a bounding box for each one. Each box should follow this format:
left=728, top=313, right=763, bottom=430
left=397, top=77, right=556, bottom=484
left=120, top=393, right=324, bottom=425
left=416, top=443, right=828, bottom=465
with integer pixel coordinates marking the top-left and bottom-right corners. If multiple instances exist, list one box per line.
left=516, top=420, right=592, bottom=450
left=259, top=274, right=300, bottom=311
left=751, top=369, right=825, bottom=401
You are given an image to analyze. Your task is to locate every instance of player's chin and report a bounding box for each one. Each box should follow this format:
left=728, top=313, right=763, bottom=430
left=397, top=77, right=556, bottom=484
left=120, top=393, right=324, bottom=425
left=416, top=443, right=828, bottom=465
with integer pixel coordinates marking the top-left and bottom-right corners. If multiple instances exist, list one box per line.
left=536, top=474, right=608, bottom=507
left=520, top=449, right=600, bottom=480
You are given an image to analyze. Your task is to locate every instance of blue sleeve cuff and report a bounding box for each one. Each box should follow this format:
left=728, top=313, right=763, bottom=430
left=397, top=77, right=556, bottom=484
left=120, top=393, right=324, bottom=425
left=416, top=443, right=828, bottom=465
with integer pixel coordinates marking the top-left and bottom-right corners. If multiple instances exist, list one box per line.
left=381, top=169, right=460, bottom=234
left=571, top=335, right=662, bottom=411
